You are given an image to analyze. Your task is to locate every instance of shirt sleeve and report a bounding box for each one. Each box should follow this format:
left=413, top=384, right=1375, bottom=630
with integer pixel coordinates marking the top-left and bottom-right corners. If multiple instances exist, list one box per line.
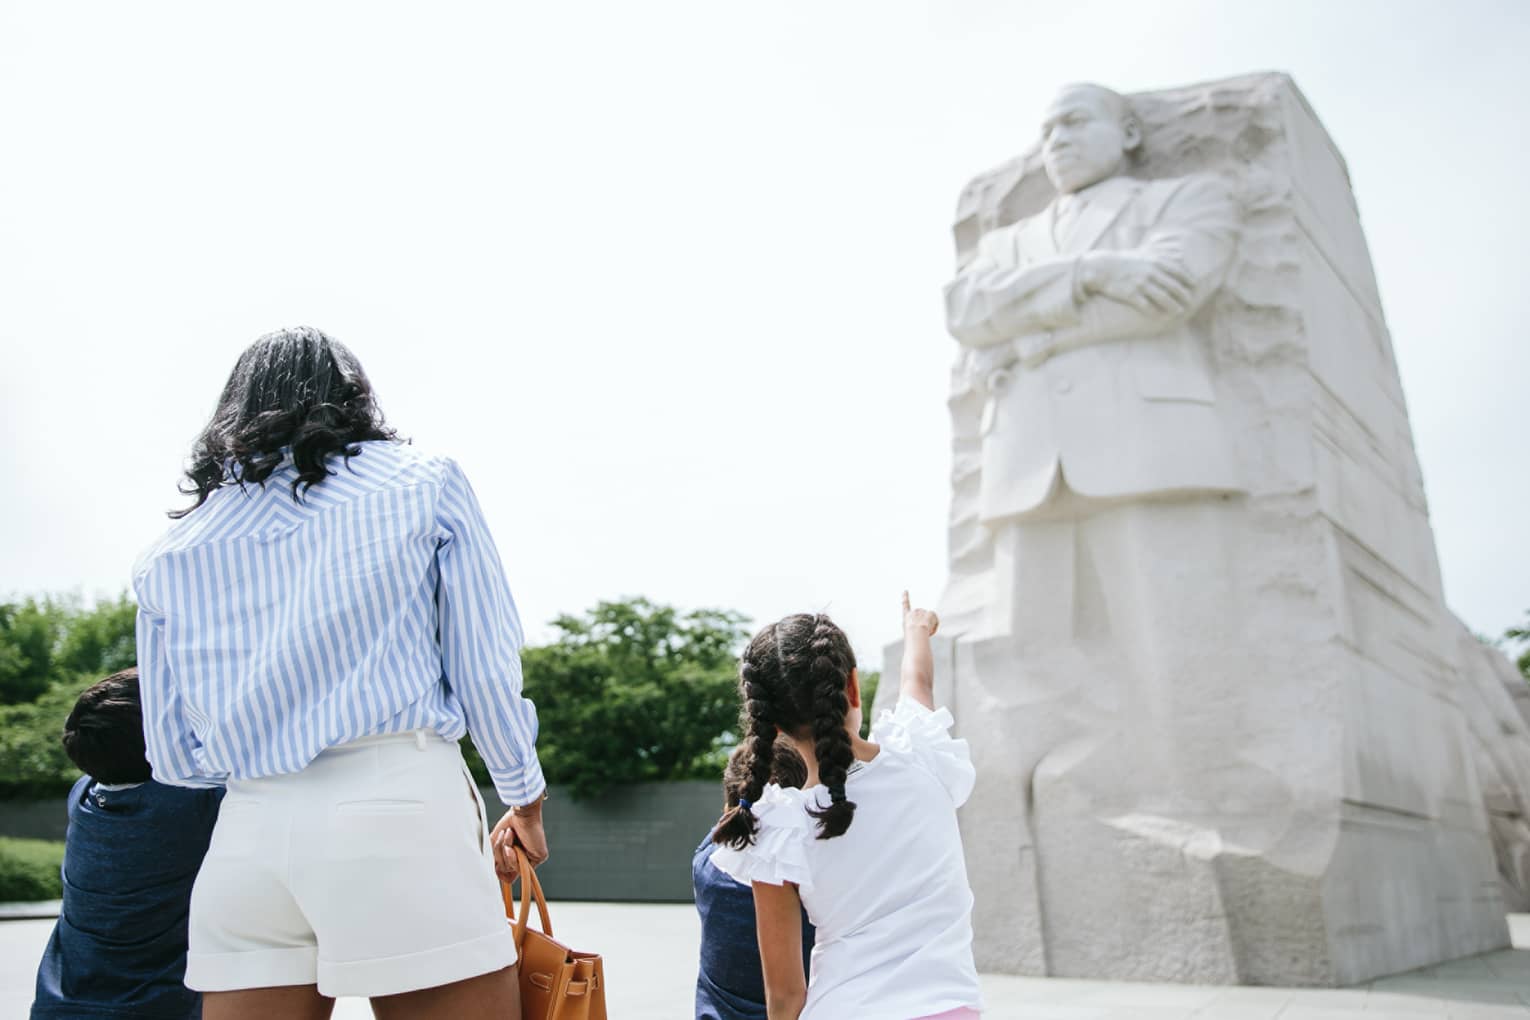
left=134, top=607, right=227, bottom=789
left=708, top=784, right=817, bottom=893
left=434, top=457, right=546, bottom=807
left=870, top=700, right=976, bottom=808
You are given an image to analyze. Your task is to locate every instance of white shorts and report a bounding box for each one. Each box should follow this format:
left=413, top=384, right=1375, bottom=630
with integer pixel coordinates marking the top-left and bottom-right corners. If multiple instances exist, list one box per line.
left=185, top=730, right=514, bottom=997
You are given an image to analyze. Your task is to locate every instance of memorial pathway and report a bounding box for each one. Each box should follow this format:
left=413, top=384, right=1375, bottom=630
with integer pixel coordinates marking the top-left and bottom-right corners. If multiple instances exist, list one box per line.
left=3, top=905, right=1528, bottom=1017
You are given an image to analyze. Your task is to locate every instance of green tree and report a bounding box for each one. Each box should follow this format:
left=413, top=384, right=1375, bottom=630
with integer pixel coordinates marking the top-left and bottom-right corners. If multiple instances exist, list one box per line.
left=0, top=679, right=92, bottom=798
left=0, top=594, right=140, bottom=796
left=55, top=594, right=138, bottom=678
left=0, top=600, right=64, bottom=705
left=0, top=595, right=138, bottom=705
left=467, top=598, right=748, bottom=799
left=1505, top=610, right=1530, bottom=683
left=1, top=591, right=759, bottom=803
left=858, top=670, right=881, bottom=738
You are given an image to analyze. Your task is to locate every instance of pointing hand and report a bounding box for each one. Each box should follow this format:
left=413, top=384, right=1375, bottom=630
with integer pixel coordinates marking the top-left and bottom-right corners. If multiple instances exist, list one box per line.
left=902, top=591, right=939, bottom=637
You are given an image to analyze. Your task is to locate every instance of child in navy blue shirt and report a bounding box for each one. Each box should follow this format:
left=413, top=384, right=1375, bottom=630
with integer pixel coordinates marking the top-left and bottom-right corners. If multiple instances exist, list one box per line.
left=694, top=739, right=815, bottom=1020
left=32, top=668, right=223, bottom=1020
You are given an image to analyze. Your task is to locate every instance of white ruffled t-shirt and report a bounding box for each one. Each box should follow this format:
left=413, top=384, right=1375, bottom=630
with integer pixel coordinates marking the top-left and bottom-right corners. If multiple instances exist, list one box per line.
left=710, top=699, right=982, bottom=1020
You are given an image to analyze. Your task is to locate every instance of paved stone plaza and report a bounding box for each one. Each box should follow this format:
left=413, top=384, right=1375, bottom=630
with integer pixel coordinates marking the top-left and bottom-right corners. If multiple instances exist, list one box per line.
left=5, top=905, right=1530, bottom=1018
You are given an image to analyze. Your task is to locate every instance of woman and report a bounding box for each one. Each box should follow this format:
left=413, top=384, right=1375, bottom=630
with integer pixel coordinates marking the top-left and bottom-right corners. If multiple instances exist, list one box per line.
left=132, top=326, right=545, bottom=1019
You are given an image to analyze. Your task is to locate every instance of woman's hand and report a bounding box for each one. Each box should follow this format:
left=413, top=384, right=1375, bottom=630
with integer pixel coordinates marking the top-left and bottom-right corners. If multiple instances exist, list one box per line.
left=490, top=795, right=549, bottom=882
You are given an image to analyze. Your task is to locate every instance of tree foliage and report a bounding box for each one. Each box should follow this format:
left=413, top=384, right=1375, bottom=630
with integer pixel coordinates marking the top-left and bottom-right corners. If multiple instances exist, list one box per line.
left=858, top=670, right=881, bottom=738
left=0, top=595, right=137, bottom=706
left=0, top=601, right=63, bottom=705
left=1505, top=610, right=1530, bottom=683
left=0, top=681, right=91, bottom=799
left=482, top=598, right=750, bottom=799
left=1, top=593, right=755, bottom=802
left=0, top=595, right=140, bottom=798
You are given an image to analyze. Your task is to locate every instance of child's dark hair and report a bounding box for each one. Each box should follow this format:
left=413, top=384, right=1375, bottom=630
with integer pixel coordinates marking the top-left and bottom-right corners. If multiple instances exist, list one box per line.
left=61, top=668, right=153, bottom=785
left=722, top=737, right=808, bottom=808
left=713, top=613, right=858, bottom=848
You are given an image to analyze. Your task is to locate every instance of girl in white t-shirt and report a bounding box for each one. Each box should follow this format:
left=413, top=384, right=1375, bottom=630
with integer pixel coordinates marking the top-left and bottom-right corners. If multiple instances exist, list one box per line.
left=710, top=594, right=981, bottom=1020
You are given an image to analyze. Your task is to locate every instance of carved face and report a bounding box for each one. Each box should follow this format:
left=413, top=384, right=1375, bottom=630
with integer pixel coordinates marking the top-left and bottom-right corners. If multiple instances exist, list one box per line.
left=1040, top=86, right=1139, bottom=194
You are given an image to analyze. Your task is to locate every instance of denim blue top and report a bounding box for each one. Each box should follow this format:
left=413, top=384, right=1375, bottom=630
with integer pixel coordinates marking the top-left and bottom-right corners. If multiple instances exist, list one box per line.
left=32, top=775, right=223, bottom=1019
left=693, top=832, right=815, bottom=1020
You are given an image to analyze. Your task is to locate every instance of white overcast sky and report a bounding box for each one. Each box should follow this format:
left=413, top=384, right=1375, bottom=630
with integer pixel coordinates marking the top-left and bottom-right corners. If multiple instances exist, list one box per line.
left=2, top=0, right=1526, bottom=664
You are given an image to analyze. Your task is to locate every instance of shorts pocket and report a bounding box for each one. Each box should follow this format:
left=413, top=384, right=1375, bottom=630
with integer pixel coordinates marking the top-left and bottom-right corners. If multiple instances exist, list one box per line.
left=326, top=799, right=435, bottom=861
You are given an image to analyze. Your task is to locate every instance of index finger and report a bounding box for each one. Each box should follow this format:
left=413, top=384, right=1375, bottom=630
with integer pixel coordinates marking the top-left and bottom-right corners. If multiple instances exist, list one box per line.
left=901, top=590, right=911, bottom=614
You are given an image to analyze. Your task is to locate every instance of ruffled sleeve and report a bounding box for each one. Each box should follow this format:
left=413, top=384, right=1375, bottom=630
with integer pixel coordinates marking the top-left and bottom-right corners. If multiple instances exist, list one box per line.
left=871, top=699, right=976, bottom=808
left=708, top=783, right=818, bottom=894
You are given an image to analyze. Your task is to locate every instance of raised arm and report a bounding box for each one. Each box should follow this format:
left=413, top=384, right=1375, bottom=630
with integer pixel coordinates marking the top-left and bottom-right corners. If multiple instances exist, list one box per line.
left=754, top=881, right=808, bottom=1020
left=898, top=591, right=939, bottom=711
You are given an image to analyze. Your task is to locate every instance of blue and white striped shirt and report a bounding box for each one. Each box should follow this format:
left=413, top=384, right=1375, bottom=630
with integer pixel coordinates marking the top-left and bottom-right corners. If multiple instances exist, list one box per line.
left=132, top=440, right=545, bottom=806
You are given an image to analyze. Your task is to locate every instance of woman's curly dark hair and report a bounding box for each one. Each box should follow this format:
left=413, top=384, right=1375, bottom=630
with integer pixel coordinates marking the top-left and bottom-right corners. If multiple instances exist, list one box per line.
left=170, top=326, right=398, bottom=518
left=712, top=613, right=859, bottom=848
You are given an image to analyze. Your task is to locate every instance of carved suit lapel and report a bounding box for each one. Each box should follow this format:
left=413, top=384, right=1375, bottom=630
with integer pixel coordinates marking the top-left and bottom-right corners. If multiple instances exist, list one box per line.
left=1068, top=178, right=1142, bottom=252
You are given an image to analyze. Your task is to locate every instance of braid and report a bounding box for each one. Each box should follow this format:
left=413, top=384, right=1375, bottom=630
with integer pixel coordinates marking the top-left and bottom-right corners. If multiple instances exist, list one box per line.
left=715, top=614, right=860, bottom=848
left=713, top=654, right=777, bottom=848
left=802, top=615, right=858, bottom=839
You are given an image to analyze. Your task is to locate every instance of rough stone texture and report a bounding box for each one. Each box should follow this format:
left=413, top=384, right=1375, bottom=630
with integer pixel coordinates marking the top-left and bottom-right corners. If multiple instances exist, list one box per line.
left=884, top=72, right=1527, bottom=986
left=1456, top=631, right=1530, bottom=914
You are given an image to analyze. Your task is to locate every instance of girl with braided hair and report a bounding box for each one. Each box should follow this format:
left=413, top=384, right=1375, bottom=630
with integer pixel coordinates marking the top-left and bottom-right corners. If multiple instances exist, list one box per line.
left=710, top=595, right=982, bottom=1020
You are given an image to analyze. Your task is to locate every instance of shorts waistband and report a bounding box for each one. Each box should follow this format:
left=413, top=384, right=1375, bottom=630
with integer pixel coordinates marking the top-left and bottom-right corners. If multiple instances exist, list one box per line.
left=327, top=728, right=449, bottom=753
left=224, top=729, right=463, bottom=799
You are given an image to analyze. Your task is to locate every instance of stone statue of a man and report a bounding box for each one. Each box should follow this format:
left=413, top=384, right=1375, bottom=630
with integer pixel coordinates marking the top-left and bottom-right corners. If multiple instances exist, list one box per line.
left=936, top=84, right=1252, bottom=973
left=922, top=72, right=1517, bottom=986
left=943, top=83, right=1243, bottom=641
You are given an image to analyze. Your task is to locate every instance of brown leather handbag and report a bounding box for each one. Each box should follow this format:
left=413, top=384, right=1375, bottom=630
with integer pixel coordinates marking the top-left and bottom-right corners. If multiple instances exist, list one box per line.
left=502, top=848, right=606, bottom=1020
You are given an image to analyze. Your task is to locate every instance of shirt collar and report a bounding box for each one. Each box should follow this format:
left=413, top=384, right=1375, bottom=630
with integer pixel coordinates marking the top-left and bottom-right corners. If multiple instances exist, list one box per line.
left=1070, top=173, right=1135, bottom=207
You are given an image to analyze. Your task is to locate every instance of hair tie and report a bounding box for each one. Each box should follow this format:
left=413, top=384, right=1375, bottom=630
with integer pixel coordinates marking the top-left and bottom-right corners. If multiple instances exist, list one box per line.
left=828, top=785, right=846, bottom=804
left=737, top=797, right=752, bottom=811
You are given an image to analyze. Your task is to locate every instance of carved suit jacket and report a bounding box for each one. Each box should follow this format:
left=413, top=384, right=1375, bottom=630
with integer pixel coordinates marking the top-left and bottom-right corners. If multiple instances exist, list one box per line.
left=943, top=173, right=1244, bottom=522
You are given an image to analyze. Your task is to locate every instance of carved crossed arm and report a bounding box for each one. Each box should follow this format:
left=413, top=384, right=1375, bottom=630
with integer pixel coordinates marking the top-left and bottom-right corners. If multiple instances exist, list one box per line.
left=943, top=245, right=1082, bottom=349
left=1037, top=177, right=1238, bottom=363
left=942, top=176, right=1238, bottom=368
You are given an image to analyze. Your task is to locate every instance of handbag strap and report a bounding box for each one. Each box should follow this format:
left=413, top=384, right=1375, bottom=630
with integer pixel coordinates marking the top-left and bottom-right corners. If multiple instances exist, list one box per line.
left=500, top=846, right=554, bottom=947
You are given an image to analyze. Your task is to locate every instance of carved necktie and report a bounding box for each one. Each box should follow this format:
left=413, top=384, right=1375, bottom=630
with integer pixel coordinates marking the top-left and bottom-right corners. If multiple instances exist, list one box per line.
left=1053, top=193, right=1086, bottom=249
